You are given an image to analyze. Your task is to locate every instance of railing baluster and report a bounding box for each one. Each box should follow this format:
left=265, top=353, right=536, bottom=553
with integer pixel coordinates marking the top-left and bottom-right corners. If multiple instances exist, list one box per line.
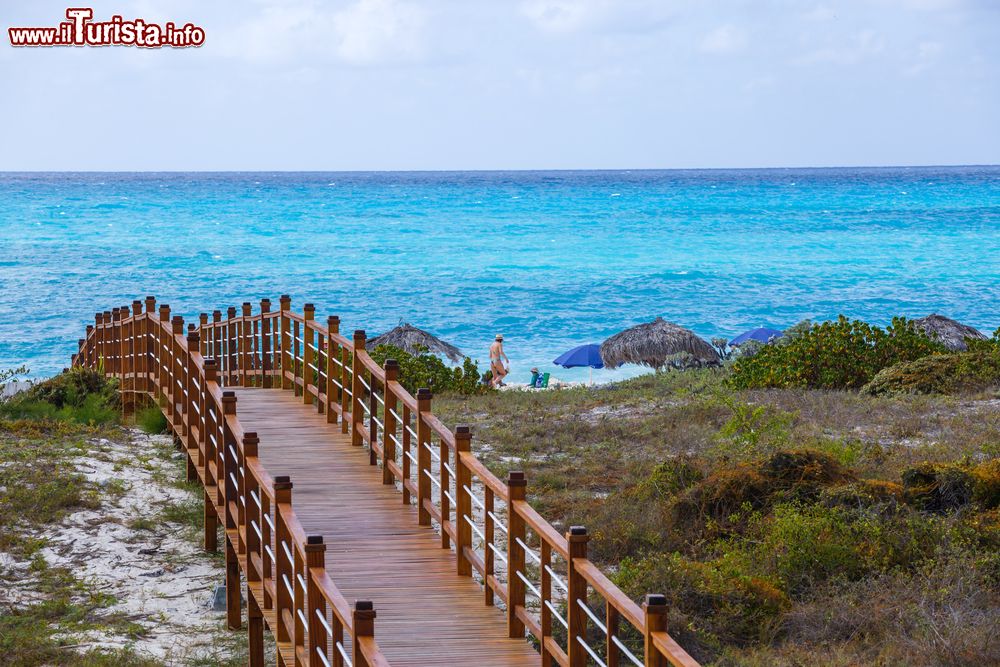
left=607, top=599, right=621, bottom=667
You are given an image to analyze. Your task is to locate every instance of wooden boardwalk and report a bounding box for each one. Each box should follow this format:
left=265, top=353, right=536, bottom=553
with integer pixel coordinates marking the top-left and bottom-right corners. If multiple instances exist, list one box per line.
left=75, top=296, right=699, bottom=667
left=234, top=387, right=538, bottom=666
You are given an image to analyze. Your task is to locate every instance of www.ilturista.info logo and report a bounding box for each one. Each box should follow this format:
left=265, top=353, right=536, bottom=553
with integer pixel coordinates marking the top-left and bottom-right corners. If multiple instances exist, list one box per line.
left=8, top=8, right=205, bottom=48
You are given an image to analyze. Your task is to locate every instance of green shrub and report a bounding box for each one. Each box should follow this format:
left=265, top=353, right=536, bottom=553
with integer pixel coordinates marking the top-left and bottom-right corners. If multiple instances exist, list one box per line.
left=672, top=449, right=852, bottom=530
left=0, top=368, right=119, bottom=425
left=711, top=395, right=795, bottom=459
left=136, top=405, right=169, bottom=434
left=613, top=551, right=790, bottom=649
left=719, top=502, right=955, bottom=596
left=862, top=352, right=1000, bottom=396
left=730, top=316, right=946, bottom=390
left=821, top=479, right=905, bottom=509
left=637, top=458, right=704, bottom=499
left=0, top=365, right=29, bottom=401
left=368, top=344, right=487, bottom=396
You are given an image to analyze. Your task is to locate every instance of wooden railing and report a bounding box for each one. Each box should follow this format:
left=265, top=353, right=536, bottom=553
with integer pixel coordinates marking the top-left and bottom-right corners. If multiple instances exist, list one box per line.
left=74, top=296, right=700, bottom=667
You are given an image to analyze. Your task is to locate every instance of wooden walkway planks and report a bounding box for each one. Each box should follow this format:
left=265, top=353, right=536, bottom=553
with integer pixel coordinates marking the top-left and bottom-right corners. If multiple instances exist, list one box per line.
left=233, top=387, right=539, bottom=667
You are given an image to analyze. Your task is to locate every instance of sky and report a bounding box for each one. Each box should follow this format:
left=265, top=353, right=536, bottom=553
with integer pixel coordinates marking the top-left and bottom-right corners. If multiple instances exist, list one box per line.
left=1, top=0, right=998, bottom=170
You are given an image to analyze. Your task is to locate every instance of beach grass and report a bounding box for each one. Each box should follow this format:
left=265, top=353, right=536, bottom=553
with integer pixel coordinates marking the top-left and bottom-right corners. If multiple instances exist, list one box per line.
left=434, top=368, right=1000, bottom=665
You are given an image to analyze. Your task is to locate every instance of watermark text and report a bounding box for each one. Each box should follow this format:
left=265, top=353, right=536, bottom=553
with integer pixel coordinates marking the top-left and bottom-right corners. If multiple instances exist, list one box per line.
left=8, top=8, right=205, bottom=48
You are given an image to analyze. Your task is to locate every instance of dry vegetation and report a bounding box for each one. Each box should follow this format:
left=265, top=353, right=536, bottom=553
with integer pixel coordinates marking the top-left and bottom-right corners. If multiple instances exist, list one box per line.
left=0, top=370, right=248, bottom=666
left=435, top=370, right=1000, bottom=666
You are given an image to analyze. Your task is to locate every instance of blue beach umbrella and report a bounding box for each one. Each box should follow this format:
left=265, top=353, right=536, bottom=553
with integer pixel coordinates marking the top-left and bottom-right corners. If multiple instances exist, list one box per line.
left=729, top=327, right=784, bottom=347
left=553, top=343, right=604, bottom=385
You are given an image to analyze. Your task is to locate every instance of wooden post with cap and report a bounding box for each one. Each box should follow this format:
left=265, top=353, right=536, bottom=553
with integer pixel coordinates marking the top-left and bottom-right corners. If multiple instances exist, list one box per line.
left=567, top=525, right=591, bottom=667
left=351, top=330, right=366, bottom=446
left=226, top=306, right=237, bottom=386
left=455, top=425, right=473, bottom=576
left=416, top=388, right=432, bottom=526
left=243, top=432, right=261, bottom=570
left=143, top=296, right=155, bottom=392
left=279, top=295, right=291, bottom=390
left=643, top=594, right=669, bottom=667
left=273, top=475, right=293, bottom=648
left=352, top=600, right=376, bottom=667
left=382, top=359, right=399, bottom=484
left=507, top=470, right=527, bottom=638
left=212, top=310, right=222, bottom=373
left=199, top=312, right=209, bottom=357
left=171, top=316, right=185, bottom=431
left=111, top=308, right=121, bottom=376
left=260, top=298, right=272, bottom=388
left=94, top=313, right=103, bottom=372
left=304, top=535, right=327, bottom=667
left=240, top=302, right=252, bottom=387
left=303, top=303, right=315, bottom=405
left=221, top=391, right=238, bottom=529
left=326, top=316, right=340, bottom=424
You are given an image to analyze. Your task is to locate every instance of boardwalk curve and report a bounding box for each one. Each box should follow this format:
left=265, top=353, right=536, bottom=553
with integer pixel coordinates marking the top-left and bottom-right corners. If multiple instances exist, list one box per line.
left=73, top=296, right=700, bottom=667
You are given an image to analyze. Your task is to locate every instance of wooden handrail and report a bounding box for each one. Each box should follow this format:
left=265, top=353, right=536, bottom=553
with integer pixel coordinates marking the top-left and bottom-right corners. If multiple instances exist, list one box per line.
left=74, top=299, right=393, bottom=667
left=74, top=296, right=700, bottom=667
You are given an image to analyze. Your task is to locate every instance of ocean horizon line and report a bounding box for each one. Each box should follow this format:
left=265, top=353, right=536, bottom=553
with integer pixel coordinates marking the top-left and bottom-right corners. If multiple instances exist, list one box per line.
left=1, top=164, right=998, bottom=175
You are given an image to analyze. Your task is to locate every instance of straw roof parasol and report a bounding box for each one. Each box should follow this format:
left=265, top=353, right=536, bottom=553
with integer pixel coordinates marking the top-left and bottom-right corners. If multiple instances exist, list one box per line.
left=911, top=314, right=987, bottom=352
left=366, top=323, right=463, bottom=363
left=600, top=317, right=720, bottom=370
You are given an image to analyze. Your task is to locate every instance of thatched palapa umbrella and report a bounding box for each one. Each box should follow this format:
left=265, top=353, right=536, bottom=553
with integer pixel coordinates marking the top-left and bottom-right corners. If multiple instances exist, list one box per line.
left=911, top=314, right=987, bottom=352
left=600, top=317, right=720, bottom=370
left=366, top=322, right=463, bottom=363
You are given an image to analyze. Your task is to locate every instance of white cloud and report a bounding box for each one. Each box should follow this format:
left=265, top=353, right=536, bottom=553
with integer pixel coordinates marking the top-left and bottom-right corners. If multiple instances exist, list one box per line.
left=217, top=0, right=426, bottom=65
left=904, top=40, right=943, bottom=75
left=334, top=0, right=425, bottom=65
left=794, top=29, right=885, bottom=66
left=802, top=5, right=837, bottom=21
left=519, top=0, right=600, bottom=34
left=700, top=24, right=747, bottom=55
left=517, top=0, right=677, bottom=35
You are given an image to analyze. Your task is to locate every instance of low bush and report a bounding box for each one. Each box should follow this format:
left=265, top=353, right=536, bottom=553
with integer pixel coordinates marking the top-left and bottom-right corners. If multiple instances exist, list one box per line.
left=614, top=551, right=790, bottom=651
left=671, top=449, right=851, bottom=530
left=368, top=344, right=487, bottom=396
left=862, top=351, right=1000, bottom=396
left=901, top=460, right=1000, bottom=512
left=135, top=405, right=168, bottom=434
left=821, top=479, right=905, bottom=510
left=730, top=316, right=946, bottom=390
left=0, top=368, right=119, bottom=425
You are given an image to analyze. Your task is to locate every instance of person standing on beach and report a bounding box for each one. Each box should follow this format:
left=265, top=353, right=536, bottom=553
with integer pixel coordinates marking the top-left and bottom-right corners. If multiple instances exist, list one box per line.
left=489, top=334, right=509, bottom=387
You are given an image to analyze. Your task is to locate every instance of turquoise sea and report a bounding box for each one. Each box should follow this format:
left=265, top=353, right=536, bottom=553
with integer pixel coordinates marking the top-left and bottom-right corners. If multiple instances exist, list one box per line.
left=1, top=167, right=998, bottom=382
